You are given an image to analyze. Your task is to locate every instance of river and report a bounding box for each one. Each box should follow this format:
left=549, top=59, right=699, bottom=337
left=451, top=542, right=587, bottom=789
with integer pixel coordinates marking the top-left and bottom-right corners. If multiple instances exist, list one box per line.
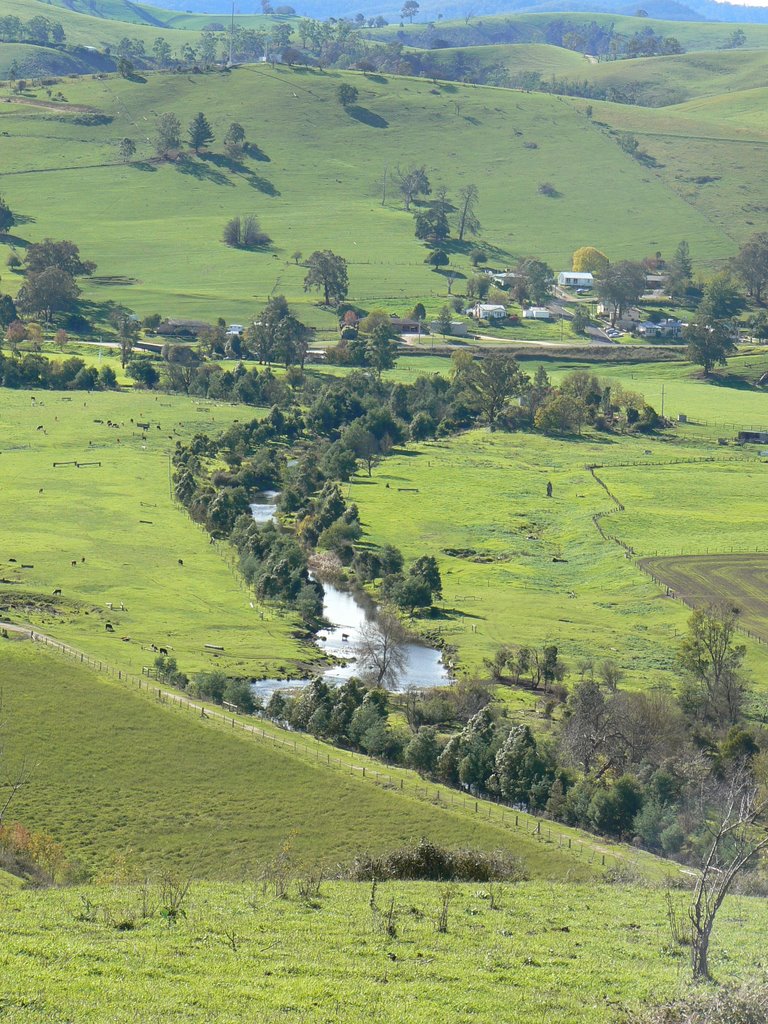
left=247, top=494, right=450, bottom=697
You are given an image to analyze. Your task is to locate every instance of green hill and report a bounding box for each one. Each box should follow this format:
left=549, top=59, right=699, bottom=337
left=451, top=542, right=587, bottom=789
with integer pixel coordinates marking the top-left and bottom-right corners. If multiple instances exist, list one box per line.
left=0, top=0, right=203, bottom=48
left=367, top=12, right=768, bottom=53
left=577, top=48, right=768, bottom=106
left=0, top=641, right=634, bottom=878
left=0, top=63, right=754, bottom=325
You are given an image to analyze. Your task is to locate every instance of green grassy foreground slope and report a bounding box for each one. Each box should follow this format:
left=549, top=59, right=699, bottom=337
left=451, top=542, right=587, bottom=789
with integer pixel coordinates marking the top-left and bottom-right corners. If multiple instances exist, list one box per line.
left=3, top=879, right=767, bottom=1023
left=0, top=63, right=748, bottom=324
left=0, top=641, right=630, bottom=878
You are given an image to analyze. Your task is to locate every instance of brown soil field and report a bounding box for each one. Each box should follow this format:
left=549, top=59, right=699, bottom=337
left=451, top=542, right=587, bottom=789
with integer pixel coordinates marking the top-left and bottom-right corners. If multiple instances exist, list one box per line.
left=638, top=553, right=768, bottom=644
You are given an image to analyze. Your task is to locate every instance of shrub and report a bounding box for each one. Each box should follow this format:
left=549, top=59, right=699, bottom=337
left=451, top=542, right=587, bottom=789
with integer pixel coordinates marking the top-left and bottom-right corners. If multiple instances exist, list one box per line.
left=627, top=982, right=768, bottom=1024
left=347, top=839, right=528, bottom=882
left=223, top=215, right=271, bottom=249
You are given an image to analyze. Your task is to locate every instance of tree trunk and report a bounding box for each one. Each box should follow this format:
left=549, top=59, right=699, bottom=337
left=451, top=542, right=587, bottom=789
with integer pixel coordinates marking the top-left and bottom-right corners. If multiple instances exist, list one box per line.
left=692, top=924, right=711, bottom=980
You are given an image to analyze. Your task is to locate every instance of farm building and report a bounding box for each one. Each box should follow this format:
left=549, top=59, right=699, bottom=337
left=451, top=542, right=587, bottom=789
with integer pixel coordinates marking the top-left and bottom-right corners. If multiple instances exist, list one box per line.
left=738, top=430, right=768, bottom=444
left=389, top=317, right=423, bottom=333
left=557, top=271, right=594, bottom=289
left=428, top=320, right=469, bottom=337
left=523, top=307, right=552, bottom=320
left=469, top=303, right=507, bottom=320
left=637, top=318, right=685, bottom=339
left=484, top=270, right=519, bottom=288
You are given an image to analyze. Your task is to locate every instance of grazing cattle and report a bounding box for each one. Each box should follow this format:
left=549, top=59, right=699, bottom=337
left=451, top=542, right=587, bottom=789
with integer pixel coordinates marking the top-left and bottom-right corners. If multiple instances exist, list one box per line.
left=121, top=637, right=131, bottom=642
left=39, top=488, right=44, bottom=494
left=178, top=559, right=184, bottom=566
left=150, top=643, right=158, bottom=652
left=8, top=558, right=16, bottom=563
left=52, top=588, right=62, bottom=596
left=71, top=560, right=77, bottom=567
left=158, top=646, right=168, bottom=656
left=36, top=425, right=44, bottom=431
left=81, top=557, right=85, bottom=563
left=341, top=633, right=350, bottom=642
left=105, top=623, right=115, bottom=632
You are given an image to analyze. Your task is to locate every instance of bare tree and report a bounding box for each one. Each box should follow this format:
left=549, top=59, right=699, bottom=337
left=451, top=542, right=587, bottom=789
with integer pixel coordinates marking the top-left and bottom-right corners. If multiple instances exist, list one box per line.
left=689, top=766, right=768, bottom=980
left=355, top=611, right=408, bottom=689
left=0, top=694, right=32, bottom=825
left=456, top=183, right=480, bottom=241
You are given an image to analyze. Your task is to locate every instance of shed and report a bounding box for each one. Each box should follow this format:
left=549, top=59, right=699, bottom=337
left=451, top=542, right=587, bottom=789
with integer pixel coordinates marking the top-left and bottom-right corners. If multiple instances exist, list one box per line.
left=523, top=307, right=551, bottom=320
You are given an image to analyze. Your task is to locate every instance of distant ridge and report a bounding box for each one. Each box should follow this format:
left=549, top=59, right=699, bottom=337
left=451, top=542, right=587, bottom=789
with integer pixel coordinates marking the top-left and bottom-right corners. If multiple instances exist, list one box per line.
left=138, top=0, right=768, bottom=23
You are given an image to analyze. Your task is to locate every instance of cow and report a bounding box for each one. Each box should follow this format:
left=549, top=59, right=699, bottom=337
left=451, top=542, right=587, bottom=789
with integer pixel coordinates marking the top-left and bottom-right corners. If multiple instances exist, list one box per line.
left=105, top=623, right=115, bottom=632
left=158, top=646, right=168, bottom=656
left=71, top=560, right=77, bottom=567
left=52, top=588, right=62, bottom=596
left=178, top=559, right=184, bottom=566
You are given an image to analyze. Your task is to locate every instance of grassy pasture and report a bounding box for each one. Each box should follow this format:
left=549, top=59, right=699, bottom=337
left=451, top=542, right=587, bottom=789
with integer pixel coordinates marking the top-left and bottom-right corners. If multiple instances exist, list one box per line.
left=638, top=553, right=768, bottom=643
left=3, top=878, right=767, bottom=1023
left=348, top=428, right=698, bottom=684
left=0, top=63, right=747, bottom=323
left=0, top=388, right=311, bottom=677
left=598, top=458, right=768, bottom=558
left=0, top=641, right=620, bottom=878
left=578, top=49, right=768, bottom=107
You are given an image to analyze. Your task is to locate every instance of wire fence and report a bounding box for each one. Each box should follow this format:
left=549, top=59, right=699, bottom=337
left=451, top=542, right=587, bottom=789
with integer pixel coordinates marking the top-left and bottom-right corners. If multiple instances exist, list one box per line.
left=586, top=465, right=768, bottom=649
left=1, top=622, right=635, bottom=874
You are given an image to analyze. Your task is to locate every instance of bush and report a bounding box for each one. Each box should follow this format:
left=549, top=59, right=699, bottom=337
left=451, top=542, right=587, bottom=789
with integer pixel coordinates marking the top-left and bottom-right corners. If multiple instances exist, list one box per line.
left=223, top=215, right=271, bottom=249
left=347, top=839, right=528, bottom=882
left=627, top=982, right=768, bottom=1024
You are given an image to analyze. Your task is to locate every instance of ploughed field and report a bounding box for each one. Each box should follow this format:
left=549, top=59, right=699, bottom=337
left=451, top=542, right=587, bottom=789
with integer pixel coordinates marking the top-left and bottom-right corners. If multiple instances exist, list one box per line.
left=638, top=553, right=768, bottom=644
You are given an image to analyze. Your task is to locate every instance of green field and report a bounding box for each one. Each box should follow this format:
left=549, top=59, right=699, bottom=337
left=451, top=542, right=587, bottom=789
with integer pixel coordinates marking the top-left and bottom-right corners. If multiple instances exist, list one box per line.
left=0, top=388, right=310, bottom=677
left=0, top=61, right=756, bottom=325
left=1, top=640, right=634, bottom=878
left=2, top=877, right=767, bottom=1023
left=344, top=368, right=768, bottom=686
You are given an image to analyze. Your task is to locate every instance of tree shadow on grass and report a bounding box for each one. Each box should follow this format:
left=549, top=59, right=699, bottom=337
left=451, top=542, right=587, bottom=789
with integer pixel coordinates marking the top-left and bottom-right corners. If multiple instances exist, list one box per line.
left=245, top=143, right=270, bottom=162
left=706, top=373, right=759, bottom=392
left=176, top=158, right=233, bottom=187
left=347, top=105, right=388, bottom=128
left=246, top=174, right=280, bottom=196
left=0, top=234, right=29, bottom=248
left=132, top=161, right=157, bottom=172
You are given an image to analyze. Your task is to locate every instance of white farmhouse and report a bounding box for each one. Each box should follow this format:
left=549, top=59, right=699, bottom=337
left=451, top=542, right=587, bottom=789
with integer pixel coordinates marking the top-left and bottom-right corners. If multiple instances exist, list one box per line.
left=557, top=271, right=594, bottom=289
left=470, top=303, right=507, bottom=320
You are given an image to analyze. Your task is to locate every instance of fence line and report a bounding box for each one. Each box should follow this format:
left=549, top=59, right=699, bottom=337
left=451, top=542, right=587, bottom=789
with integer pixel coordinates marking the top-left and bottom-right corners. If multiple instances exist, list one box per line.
left=0, top=621, right=630, bottom=873
left=585, top=466, right=768, bottom=649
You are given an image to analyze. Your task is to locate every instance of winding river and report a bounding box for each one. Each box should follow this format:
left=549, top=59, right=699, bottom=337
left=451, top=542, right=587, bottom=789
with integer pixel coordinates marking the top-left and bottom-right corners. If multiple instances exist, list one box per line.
left=248, top=494, right=450, bottom=697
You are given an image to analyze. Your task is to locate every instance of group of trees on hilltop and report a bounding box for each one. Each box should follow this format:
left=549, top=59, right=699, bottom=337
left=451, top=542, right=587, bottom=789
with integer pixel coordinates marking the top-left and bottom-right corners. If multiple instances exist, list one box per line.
left=0, top=15, right=64, bottom=45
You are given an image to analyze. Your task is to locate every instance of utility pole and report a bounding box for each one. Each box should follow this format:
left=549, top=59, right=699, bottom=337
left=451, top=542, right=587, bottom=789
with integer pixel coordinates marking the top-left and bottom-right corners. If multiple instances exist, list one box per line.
left=661, top=383, right=665, bottom=418
left=228, top=1, right=234, bottom=67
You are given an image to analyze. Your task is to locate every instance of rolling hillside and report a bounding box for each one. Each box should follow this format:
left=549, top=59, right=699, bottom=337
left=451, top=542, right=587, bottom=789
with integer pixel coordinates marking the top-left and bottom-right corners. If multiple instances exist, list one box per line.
left=366, top=11, right=768, bottom=52
left=0, top=62, right=755, bottom=325
left=1, top=641, right=634, bottom=878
